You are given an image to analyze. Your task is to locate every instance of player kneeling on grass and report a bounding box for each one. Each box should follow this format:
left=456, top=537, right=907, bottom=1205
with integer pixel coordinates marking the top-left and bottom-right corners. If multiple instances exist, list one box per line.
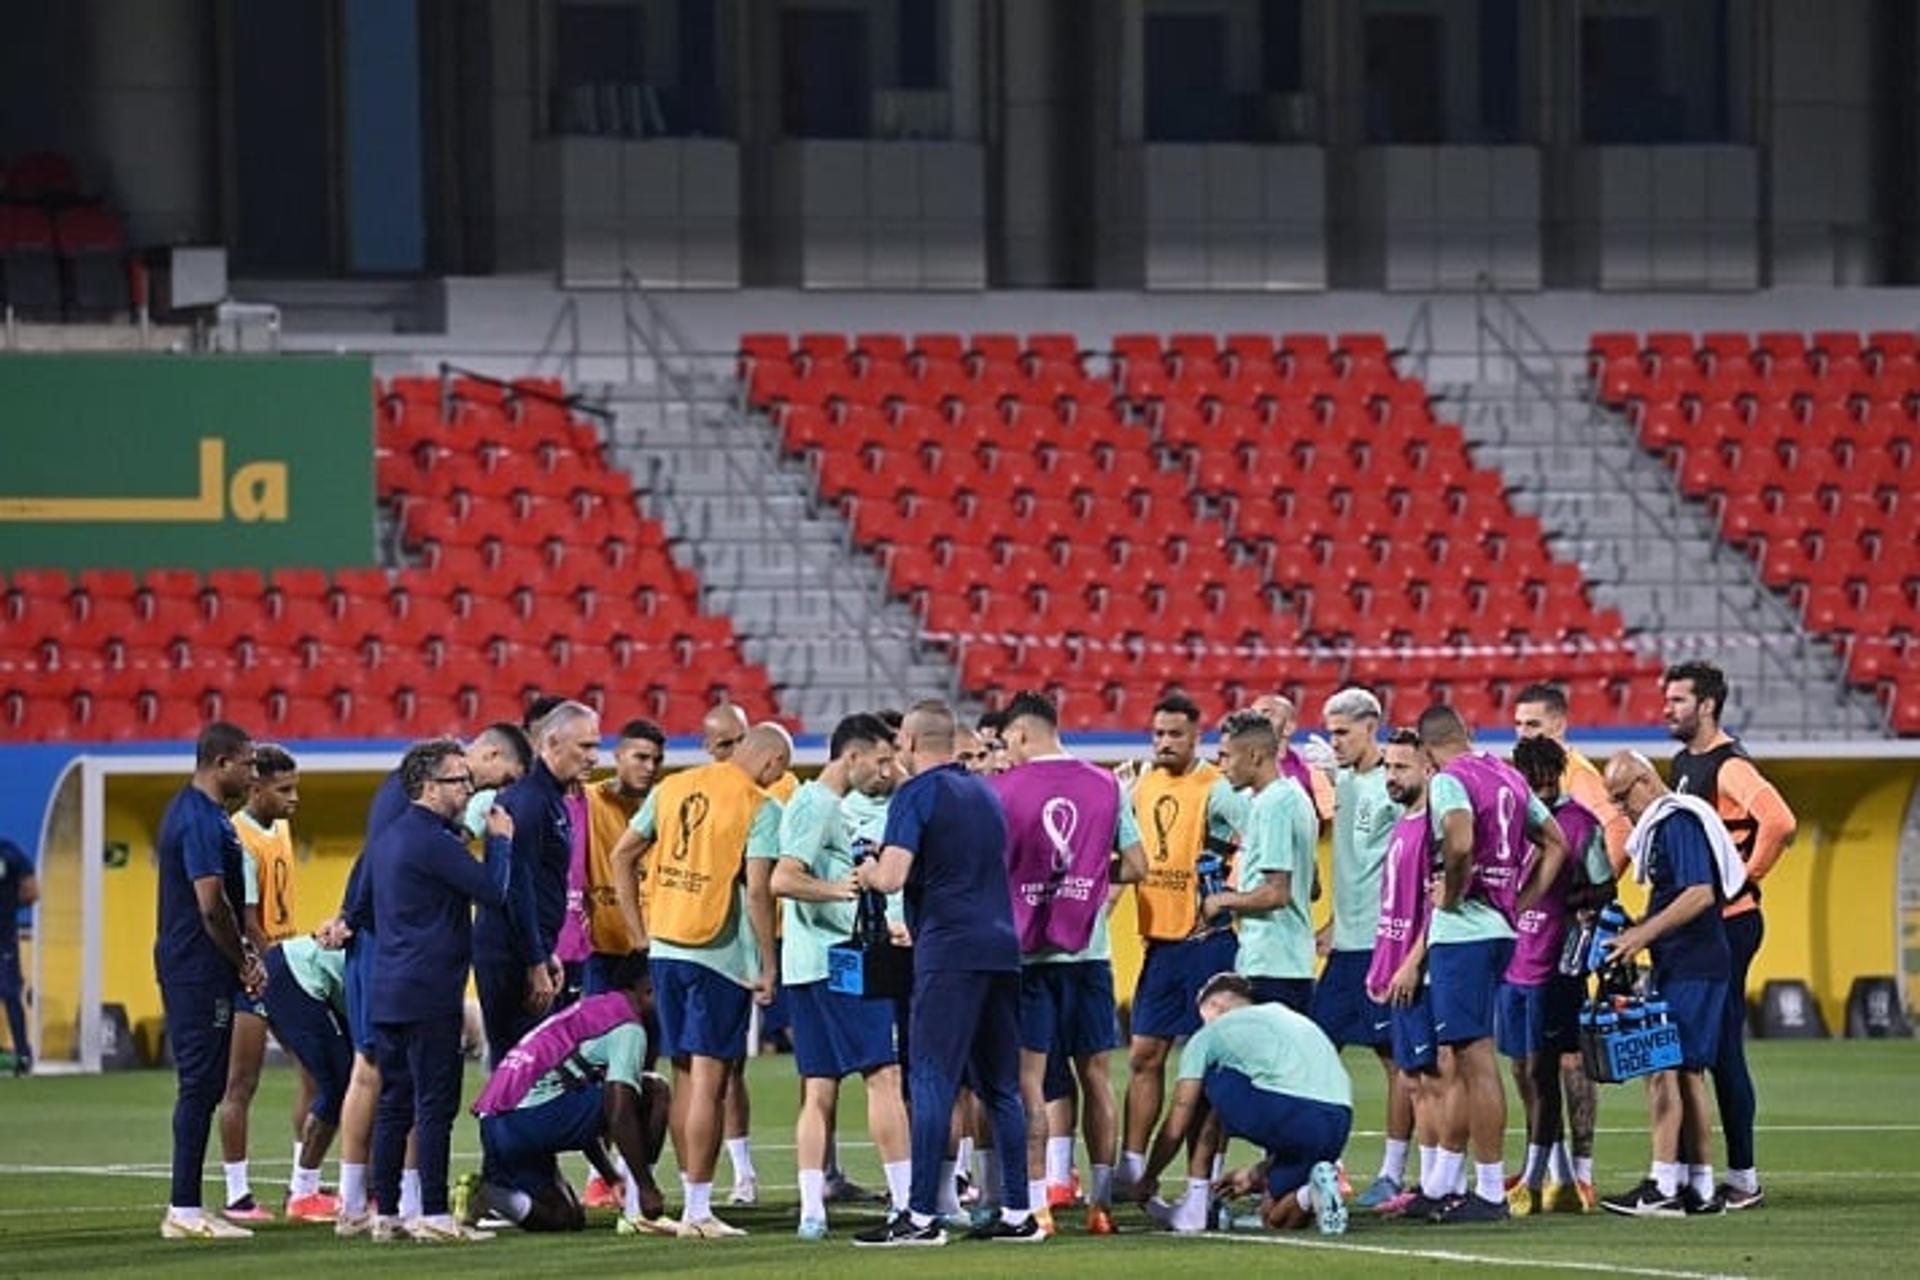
left=1130, top=973, right=1353, bottom=1235
left=461, top=956, right=671, bottom=1235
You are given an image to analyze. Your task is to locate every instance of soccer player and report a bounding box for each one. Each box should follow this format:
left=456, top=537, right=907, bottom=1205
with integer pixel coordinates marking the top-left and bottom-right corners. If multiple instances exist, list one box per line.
left=1210, top=711, right=1318, bottom=1013
left=260, top=932, right=352, bottom=1222
left=463, top=956, right=670, bottom=1235
left=762, top=713, right=911, bottom=1238
left=1417, top=705, right=1569, bottom=1224
left=1513, top=683, right=1632, bottom=871
left=1599, top=752, right=1745, bottom=1218
left=156, top=721, right=265, bottom=1241
left=1664, top=660, right=1796, bottom=1210
left=993, top=691, right=1147, bottom=1237
left=329, top=723, right=528, bottom=1234
left=1501, top=736, right=1615, bottom=1216
left=609, top=723, right=789, bottom=1239
left=976, top=709, right=1012, bottom=775
left=583, top=719, right=664, bottom=994
left=1250, top=694, right=1335, bottom=821
left=850, top=700, right=1040, bottom=1247
left=1309, top=689, right=1410, bottom=1209
left=1118, top=694, right=1245, bottom=1209
left=0, top=836, right=37, bottom=1076
left=1367, top=730, right=1448, bottom=1218
left=956, top=725, right=990, bottom=772
left=348, top=739, right=513, bottom=1242
left=477, top=702, right=601, bottom=1067
left=1132, top=973, right=1352, bottom=1235
left=219, top=745, right=302, bottom=1222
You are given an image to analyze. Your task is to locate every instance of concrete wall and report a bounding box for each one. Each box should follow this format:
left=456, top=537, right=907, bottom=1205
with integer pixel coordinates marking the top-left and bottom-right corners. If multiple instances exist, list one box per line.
left=1765, top=0, right=1878, bottom=285
left=1351, top=146, right=1540, bottom=290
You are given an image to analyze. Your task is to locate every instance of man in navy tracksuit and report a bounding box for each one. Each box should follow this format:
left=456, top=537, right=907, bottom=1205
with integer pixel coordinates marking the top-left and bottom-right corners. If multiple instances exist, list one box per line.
left=475, top=703, right=601, bottom=1066
left=155, top=722, right=264, bottom=1241
left=347, top=739, right=513, bottom=1242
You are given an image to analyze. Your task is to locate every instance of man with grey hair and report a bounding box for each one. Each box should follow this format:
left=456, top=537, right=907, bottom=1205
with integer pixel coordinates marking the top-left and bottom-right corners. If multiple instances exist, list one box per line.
left=475, top=702, right=601, bottom=1067
left=1309, top=687, right=1412, bottom=1209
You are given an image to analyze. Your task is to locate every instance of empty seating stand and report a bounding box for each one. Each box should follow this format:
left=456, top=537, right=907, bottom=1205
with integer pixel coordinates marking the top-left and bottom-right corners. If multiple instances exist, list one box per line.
left=0, top=374, right=783, bottom=742
left=1595, top=329, right=1920, bottom=734
left=742, top=329, right=1651, bottom=731
left=0, top=151, right=130, bottom=318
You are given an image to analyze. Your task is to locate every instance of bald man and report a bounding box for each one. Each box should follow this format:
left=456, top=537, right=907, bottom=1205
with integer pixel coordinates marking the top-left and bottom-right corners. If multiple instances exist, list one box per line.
left=1597, top=753, right=1738, bottom=1218
left=1251, top=695, right=1334, bottom=822
left=610, top=724, right=790, bottom=1238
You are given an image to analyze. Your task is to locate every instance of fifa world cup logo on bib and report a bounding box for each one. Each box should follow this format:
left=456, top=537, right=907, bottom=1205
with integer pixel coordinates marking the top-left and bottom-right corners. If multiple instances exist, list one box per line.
left=1042, top=797, right=1079, bottom=875
left=673, top=792, right=710, bottom=861
left=1152, top=795, right=1179, bottom=863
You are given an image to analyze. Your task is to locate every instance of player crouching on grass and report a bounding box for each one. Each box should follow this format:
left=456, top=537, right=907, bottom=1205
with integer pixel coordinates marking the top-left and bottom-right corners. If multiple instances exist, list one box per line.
left=458, top=955, right=672, bottom=1236
left=1129, top=973, right=1353, bottom=1235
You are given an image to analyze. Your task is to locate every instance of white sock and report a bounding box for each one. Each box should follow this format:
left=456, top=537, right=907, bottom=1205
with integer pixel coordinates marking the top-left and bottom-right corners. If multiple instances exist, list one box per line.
left=1549, top=1142, right=1573, bottom=1184
left=623, top=1171, right=642, bottom=1219
left=1045, top=1137, right=1074, bottom=1186
left=1524, top=1143, right=1547, bottom=1189
left=725, top=1137, right=756, bottom=1183
left=1089, top=1163, right=1113, bottom=1208
left=613, top=1151, right=630, bottom=1180
left=168, top=1206, right=204, bottom=1223
left=798, top=1169, right=827, bottom=1223
left=936, top=1160, right=962, bottom=1215
left=1119, top=1150, right=1146, bottom=1185
left=490, top=1186, right=532, bottom=1224
left=1001, top=1204, right=1031, bottom=1226
left=1209, top=1153, right=1226, bottom=1181
left=1688, top=1164, right=1715, bottom=1200
left=1727, top=1167, right=1759, bottom=1194
left=291, top=1142, right=303, bottom=1181
left=1027, top=1179, right=1048, bottom=1213
left=956, top=1137, right=976, bottom=1181
left=290, top=1164, right=321, bottom=1198
left=1174, top=1178, right=1211, bottom=1230
left=1380, top=1138, right=1410, bottom=1184
left=1428, top=1149, right=1464, bottom=1200
left=910, top=1210, right=935, bottom=1228
left=224, top=1161, right=250, bottom=1205
left=980, top=1152, right=1003, bottom=1206
left=1295, top=1184, right=1313, bottom=1212
left=341, top=1163, right=367, bottom=1215
left=399, top=1167, right=423, bottom=1219
left=1475, top=1161, right=1505, bottom=1204
left=884, top=1160, right=912, bottom=1213
left=684, top=1180, right=712, bottom=1223
left=1417, top=1144, right=1438, bottom=1193
left=1454, top=1164, right=1469, bottom=1197
left=1574, top=1154, right=1594, bottom=1185
left=1653, top=1161, right=1681, bottom=1198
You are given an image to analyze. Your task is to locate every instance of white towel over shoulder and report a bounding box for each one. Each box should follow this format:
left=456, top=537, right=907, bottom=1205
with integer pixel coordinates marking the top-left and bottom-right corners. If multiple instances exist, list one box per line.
left=1623, top=792, right=1748, bottom=901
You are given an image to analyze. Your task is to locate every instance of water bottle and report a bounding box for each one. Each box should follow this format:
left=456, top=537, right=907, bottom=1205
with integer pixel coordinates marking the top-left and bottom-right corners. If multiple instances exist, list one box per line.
left=1560, top=918, right=1596, bottom=977
left=1196, top=851, right=1231, bottom=928
left=1587, top=902, right=1631, bottom=974
left=1644, top=999, right=1670, bottom=1027
left=1617, top=1001, right=1644, bottom=1034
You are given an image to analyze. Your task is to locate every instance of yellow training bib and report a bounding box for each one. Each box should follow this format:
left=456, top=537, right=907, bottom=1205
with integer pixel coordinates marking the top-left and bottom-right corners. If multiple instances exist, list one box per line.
left=646, top=763, right=765, bottom=947
left=1132, top=762, right=1223, bottom=942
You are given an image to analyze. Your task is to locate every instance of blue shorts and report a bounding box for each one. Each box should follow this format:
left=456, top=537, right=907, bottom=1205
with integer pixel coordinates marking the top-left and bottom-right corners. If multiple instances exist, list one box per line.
left=1655, top=976, right=1726, bottom=1071
left=1496, top=976, right=1585, bottom=1060
left=1428, top=938, right=1512, bottom=1046
left=1201, top=1066, right=1352, bottom=1197
left=261, top=947, right=352, bottom=1125
left=1249, top=976, right=1314, bottom=1014
left=1390, top=988, right=1438, bottom=1073
left=1311, top=950, right=1390, bottom=1049
left=344, top=935, right=376, bottom=1055
left=480, top=1086, right=606, bottom=1195
left=650, top=957, right=751, bottom=1062
left=1019, top=961, right=1119, bottom=1058
left=583, top=950, right=646, bottom=995
left=788, top=980, right=897, bottom=1079
left=234, top=989, right=267, bottom=1019
left=1130, top=932, right=1238, bottom=1040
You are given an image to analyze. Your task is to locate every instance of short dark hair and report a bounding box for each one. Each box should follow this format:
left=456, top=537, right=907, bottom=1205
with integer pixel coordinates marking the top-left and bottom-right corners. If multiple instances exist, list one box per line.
left=1512, top=735, right=1568, bottom=791
left=976, top=708, right=1007, bottom=735
left=1514, top=683, right=1567, bottom=716
left=1662, top=660, right=1728, bottom=720
left=1197, top=971, right=1254, bottom=1006
left=522, top=694, right=568, bottom=732
left=875, top=707, right=905, bottom=733
left=1386, top=727, right=1422, bottom=750
left=400, top=738, right=466, bottom=800
left=1004, top=689, right=1059, bottom=729
left=196, top=721, right=252, bottom=769
left=252, top=744, right=297, bottom=779
left=1221, top=709, right=1278, bottom=751
left=479, top=722, right=534, bottom=771
left=1151, top=693, right=1201, bottom=723
left=618, top=718, right=666, bottom=749
left=1416, top=704, right=1469, bottom=746
left=830, top=712, right=895, bottom=760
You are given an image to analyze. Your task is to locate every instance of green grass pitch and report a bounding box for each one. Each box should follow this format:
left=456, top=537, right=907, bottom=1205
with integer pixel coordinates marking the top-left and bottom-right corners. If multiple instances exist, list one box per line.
left=1, top=1040, right=1915, bottom=1277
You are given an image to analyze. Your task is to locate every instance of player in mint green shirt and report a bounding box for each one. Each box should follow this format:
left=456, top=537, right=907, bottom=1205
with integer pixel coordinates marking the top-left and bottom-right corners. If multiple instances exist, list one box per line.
left=1211, top=712, right=1318, bottom=1011
left=757, top=714, right=913, bottom=1236
left=1133, top=972, right=1353, bottom=1235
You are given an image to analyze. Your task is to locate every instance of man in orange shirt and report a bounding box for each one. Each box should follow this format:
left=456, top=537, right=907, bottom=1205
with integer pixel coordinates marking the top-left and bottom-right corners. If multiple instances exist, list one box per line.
left=1513, top=684, right=1632, bottom=873
left=1663, top=661, right=1796, bottom=1212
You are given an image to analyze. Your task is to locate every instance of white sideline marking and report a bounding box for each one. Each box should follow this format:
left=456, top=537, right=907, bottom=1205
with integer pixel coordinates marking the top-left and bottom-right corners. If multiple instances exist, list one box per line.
left=1208, top=1231, right=1746, bottom=1279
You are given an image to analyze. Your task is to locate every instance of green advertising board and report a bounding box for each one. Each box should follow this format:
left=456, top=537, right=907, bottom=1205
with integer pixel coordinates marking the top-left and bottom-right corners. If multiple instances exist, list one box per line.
left=0, top=355, right=374, bottom=571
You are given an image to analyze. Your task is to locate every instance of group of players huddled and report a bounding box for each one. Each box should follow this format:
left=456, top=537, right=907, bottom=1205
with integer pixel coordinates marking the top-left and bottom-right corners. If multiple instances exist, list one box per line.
left=148, top=657, right=1792, bottom=1243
